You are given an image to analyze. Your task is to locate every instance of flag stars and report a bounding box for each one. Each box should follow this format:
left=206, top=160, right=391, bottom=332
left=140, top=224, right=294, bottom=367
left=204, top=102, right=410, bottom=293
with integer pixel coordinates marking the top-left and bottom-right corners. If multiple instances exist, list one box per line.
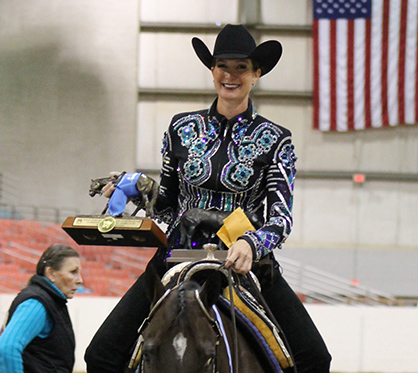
left=314, top=0, right=371, bottom=20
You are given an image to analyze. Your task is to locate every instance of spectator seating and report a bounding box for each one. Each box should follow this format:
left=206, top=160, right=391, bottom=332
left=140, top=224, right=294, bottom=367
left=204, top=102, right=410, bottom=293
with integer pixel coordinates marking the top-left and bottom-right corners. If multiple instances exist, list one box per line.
left=0, top=219, right=157, bottom=296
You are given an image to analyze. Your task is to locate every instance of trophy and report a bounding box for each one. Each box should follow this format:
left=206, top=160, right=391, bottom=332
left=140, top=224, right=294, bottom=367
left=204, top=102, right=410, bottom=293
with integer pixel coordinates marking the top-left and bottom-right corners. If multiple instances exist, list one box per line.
left=62, top=172, right=167, bottom=247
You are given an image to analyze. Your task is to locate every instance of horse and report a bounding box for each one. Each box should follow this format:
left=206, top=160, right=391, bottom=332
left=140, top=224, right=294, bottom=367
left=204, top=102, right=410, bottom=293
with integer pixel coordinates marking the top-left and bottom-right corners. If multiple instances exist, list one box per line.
left=126, top=260, right=288, bottom=373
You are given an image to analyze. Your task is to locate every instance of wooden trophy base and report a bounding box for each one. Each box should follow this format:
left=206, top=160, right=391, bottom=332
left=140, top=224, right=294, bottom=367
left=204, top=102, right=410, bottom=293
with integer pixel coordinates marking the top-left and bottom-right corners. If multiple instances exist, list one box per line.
left=62, top=216, right=167, bottom=247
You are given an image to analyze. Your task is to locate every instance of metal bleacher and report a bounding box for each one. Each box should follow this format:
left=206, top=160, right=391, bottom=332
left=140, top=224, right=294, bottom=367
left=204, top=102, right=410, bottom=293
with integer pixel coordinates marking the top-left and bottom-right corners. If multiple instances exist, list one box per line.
left=278, top=256, right=397, bottom=306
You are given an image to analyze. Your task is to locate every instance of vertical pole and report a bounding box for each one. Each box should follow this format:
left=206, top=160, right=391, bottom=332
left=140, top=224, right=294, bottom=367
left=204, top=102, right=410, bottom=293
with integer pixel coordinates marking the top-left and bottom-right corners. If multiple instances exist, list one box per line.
left=237, top=0, right=261, bottom=26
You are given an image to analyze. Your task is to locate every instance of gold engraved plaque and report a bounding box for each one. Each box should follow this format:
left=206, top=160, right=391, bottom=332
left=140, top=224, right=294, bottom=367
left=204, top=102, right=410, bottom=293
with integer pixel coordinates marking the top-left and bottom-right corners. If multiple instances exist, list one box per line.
left=73, top=217, right=143, bottom=230
left=73, top=217, right=103, bottom=228
left=62, top=216, right=166, bottom=247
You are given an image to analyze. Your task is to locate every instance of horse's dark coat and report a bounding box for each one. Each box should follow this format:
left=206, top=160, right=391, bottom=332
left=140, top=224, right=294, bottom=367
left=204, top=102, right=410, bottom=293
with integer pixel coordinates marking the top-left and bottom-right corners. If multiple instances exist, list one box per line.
left=130, top=262, right=267, bottom=373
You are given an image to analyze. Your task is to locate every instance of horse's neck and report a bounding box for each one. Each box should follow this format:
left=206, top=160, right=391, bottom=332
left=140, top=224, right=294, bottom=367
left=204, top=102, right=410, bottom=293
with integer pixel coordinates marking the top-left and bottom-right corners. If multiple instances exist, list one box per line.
left=215, top=308, right=265, bottom=373
left=216, top=310, right=236, bottom=373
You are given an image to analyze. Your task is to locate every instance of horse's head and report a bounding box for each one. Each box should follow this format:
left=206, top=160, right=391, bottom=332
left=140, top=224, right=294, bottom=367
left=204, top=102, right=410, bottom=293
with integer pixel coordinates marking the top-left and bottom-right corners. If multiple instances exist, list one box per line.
left=139, top=262, right=223, bottom=373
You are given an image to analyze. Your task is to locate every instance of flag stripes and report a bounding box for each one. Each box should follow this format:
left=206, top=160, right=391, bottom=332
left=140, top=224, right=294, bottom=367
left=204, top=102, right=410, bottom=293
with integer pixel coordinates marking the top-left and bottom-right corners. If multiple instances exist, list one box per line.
left=313, top=0, right=418, bottom=131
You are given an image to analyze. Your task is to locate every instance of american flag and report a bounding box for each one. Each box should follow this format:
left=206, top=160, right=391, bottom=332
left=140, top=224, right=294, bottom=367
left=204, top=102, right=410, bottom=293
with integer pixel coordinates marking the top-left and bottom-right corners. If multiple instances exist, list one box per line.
left=313, top=0, right=418, bottom=131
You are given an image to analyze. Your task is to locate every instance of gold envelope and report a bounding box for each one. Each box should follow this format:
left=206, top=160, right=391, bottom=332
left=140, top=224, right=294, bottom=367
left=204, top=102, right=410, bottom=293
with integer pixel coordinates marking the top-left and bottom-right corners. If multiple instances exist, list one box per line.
left=216, top=207, right=255, bottom=248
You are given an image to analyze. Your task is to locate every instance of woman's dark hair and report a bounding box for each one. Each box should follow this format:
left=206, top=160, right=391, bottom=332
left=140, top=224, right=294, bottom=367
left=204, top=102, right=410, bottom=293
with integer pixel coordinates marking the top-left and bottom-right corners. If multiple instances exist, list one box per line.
left=212, top=57, right=261, bottom=72
left=250, top=58, right=261, bottom=72
left=36, top=244, right=80, bottom=276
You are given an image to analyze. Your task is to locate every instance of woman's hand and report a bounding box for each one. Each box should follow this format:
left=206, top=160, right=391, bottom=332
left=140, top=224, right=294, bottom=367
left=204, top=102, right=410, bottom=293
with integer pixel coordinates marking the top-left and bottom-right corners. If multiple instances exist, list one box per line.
left=101, top=172, right=120, bottom=198
left=225, top=239, right=253, bottom=275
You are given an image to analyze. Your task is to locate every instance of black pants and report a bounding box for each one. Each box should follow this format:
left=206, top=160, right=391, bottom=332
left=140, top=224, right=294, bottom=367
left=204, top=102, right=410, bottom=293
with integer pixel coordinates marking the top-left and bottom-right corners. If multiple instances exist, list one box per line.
left=264, top=263, right=332, bottom=372
left=84, top=250, right=331, bottom=373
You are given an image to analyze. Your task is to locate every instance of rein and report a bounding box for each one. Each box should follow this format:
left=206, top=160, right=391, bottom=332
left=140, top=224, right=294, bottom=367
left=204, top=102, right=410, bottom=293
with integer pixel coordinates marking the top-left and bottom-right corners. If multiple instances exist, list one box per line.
left=195, top=289, right=224, bottom=373
left=129, top=284, right=224, bottom=373
left=244, top=272, right=298, bottom=373
left=224, top=266, right=239, bottom=373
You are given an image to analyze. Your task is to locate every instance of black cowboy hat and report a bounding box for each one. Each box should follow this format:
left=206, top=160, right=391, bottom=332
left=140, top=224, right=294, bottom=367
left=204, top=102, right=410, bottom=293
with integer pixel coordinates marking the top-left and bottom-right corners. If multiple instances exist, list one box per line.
left=192, top=24, right=282, bottom=76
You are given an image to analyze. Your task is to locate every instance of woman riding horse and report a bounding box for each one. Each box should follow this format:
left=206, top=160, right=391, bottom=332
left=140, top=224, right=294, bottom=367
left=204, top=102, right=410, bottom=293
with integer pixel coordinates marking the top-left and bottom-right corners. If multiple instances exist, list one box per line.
left=84, top=24, right=331, bottom=373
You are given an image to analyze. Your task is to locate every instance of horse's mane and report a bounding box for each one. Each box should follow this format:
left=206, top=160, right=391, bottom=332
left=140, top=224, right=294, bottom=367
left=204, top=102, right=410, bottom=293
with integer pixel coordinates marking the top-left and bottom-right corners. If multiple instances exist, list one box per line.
left=175, top=281, right=203, bottom=333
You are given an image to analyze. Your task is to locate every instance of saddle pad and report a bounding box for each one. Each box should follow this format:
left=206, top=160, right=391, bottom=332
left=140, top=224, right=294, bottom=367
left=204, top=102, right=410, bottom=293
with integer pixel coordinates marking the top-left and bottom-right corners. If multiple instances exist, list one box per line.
left=220, top=285, right=294, bottom=371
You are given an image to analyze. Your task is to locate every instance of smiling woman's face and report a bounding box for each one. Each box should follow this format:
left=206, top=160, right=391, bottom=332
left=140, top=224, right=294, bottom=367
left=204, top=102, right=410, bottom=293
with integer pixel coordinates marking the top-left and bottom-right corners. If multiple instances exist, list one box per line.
left=46, top=257, right=83, bottom=299
left=211, top=58, right=261, bottom=106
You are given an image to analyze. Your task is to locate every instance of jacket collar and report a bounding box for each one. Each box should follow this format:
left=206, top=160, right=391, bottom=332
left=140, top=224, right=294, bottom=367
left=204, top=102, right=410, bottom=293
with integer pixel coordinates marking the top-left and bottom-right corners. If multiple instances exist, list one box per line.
left=208, top=98, right=257, bottom=126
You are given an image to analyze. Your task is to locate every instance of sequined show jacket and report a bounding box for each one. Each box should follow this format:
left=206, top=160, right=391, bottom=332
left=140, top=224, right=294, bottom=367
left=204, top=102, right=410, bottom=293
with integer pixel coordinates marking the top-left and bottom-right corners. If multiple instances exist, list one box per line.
left=154, top=98, right=297, bottom=260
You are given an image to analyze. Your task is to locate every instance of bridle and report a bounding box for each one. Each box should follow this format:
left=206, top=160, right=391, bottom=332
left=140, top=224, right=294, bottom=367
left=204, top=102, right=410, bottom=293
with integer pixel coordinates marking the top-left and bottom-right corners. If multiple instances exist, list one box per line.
left=129, top=258, right=259, bottom=373
left=128, top=284, right=224, bottom=373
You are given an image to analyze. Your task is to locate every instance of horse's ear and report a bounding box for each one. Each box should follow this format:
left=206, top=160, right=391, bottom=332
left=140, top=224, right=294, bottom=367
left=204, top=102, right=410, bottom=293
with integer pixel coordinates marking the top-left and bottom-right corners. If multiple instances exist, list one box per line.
left=199, top=270, right=222, bottom=309
left=144, top=260, right=165, bottom=306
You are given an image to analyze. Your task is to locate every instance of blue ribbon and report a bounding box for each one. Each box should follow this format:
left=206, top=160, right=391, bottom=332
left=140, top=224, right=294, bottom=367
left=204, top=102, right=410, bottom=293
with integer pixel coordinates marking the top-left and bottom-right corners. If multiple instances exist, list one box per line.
left=108, top=173, right=141, bottom=216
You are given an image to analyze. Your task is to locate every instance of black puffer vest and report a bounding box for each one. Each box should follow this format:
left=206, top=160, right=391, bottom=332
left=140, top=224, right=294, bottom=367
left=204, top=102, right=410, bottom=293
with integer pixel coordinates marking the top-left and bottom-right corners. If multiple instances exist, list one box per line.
left=7, top=275, right=75, bottom=373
